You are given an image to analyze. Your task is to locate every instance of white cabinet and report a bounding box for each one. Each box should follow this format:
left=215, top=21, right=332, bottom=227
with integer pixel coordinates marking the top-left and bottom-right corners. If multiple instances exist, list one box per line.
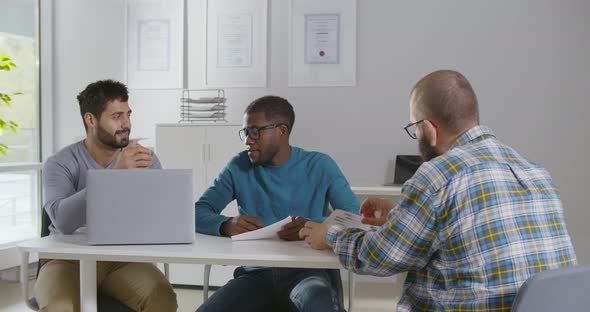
left=156, top=124, right=243, bottom=201
left=156, top=123, right=244, bottom=286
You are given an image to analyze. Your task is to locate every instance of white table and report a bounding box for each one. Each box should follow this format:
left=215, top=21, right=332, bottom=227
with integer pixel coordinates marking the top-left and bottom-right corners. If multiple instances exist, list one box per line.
left=19, top=234, right=355, bottom=312
left=351, top=185, right=402, bottom=197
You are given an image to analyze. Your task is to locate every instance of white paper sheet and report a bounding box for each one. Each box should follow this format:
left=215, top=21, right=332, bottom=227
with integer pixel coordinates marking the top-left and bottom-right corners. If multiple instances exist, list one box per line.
left=324, top=210, right=377, bottom=231
left=231, top=216, right=292, bottom=241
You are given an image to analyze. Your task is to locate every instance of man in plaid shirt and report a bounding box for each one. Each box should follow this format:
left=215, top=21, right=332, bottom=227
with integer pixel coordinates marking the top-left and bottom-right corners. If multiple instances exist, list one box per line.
left=300, top=70, right=577, bottom=311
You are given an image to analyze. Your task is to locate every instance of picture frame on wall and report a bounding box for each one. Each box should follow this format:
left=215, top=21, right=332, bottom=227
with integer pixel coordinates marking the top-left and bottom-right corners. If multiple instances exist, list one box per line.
left=126, top=0, right=184, bottom=89
left=289, top=0, right=357, bottom=87
left=204, top=0, right=268, bottom=88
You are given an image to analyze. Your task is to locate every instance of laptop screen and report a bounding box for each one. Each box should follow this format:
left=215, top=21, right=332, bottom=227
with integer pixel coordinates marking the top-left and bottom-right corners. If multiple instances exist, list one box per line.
left=393, top=155, right=423, bottom=185
left=86, top=169, right=195, bottom=245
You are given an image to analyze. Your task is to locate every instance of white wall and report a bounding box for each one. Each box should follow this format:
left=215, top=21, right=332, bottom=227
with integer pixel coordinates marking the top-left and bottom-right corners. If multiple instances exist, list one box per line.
left=52, top=0, right=126, bottom=146
left=50, top=0, right=590, bottom=262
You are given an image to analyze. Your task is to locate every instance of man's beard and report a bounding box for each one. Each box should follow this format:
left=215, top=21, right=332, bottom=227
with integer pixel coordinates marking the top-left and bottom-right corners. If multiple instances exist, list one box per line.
left=419, top=136, right=440, bottom=162
left=248, top=149, right=271, bottom=166
left=97, top=124, right=130, bottom=149
left=248, top=144, right=278, bottom=166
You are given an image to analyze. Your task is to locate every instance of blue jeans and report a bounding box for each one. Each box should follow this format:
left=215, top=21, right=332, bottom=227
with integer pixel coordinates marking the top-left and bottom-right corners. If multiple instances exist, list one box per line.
left=196, top=267, right=345, bottom=312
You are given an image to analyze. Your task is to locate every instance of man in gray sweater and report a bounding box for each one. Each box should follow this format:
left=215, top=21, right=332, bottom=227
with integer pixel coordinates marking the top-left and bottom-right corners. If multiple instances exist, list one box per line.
left=34, top=80, right=177, bottom=312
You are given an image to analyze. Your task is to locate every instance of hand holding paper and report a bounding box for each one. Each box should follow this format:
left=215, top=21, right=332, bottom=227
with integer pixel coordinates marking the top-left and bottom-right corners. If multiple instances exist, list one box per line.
left=300, top=210, right=378, bottom=250
left=299, top=221, right=331, bottom=250
left=277, top=216, right=307, bottom=241
left=222, top=215, right=264, bottom=237
left=231, top=216, right=292, bottom=241
left=359, top=198, right=394, bottom=227
left=324, top=209, right=378, bottom=231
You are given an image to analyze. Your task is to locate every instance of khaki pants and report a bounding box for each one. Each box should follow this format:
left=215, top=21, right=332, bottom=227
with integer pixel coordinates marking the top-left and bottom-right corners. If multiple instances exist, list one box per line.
left=34, top=260, right=177, bottom=312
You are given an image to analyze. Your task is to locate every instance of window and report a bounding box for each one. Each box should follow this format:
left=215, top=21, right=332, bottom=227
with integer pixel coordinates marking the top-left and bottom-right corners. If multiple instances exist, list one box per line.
left=0, top=0, right=41, bottom=267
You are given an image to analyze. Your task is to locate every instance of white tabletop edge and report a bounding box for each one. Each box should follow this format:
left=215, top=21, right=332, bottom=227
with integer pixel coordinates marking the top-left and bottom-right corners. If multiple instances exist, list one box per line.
left=350, top=185, right=402, bottom=196
left=17, top=234, right=342, bottom=269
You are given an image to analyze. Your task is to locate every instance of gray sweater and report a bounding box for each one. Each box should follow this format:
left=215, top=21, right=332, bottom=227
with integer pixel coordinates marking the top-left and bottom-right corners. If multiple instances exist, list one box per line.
left=43, top=140, right=162, bottom=234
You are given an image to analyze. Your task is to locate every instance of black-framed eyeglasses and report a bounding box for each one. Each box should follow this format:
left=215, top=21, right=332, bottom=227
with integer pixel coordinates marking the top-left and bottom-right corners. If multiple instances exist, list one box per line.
left=404, top=119, right=438, bottom=139
left=403, top=120, right=425, bottom=139
left=239, top=123, right=287, bottom=142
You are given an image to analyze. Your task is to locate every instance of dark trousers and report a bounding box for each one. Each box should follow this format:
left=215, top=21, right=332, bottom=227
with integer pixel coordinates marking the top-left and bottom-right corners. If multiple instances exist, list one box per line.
left=196, top=267, right=345, bottom=312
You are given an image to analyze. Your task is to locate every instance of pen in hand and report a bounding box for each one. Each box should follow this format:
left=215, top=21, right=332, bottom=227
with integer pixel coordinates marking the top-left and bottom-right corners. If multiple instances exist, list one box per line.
left=222, top=215, right=264, bottom=236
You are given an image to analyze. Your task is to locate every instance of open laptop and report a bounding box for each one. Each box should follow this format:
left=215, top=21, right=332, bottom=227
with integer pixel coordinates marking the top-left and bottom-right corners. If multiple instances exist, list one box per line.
left=86, top=169, right=195, bottom=245
left=385, top=155, right=423, bottom=186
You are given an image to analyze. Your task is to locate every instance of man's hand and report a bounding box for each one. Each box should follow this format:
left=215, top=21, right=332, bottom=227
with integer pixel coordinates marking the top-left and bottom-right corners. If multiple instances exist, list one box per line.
left=220, top=215, right=264, bottom=237
left=299, top=221, right=330, bottom=250
left=360, top=198, right=395, bottom=226
left=277, top=216, right=307, bottom=241
left=113, top=139, right=153, bottom=169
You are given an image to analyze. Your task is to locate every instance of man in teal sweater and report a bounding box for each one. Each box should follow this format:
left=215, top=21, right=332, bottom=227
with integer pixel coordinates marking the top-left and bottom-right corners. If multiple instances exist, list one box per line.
left=195, top=96, right=359, bottom=312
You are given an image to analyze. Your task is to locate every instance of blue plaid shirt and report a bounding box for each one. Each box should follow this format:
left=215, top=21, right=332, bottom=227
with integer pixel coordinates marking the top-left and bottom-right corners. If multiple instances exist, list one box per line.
left=326, top=126, right=577, bottom=311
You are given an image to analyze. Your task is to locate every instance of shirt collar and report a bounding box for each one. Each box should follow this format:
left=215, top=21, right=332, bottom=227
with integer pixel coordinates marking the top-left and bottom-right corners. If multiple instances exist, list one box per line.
left=451, top=125, right=496, bottom=149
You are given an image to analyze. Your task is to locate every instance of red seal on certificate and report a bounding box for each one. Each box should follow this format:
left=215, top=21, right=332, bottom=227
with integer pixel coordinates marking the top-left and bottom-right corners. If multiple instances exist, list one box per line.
left=319, top=51, right=325, bottom=57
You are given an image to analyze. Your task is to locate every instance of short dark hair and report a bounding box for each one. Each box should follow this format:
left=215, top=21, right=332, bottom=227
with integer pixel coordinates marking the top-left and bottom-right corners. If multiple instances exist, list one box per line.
left=77, top=79, right=129, bottom=131
left=412, top=70, right=479, bottom=134
left=245, top=96, right=295, bottom=134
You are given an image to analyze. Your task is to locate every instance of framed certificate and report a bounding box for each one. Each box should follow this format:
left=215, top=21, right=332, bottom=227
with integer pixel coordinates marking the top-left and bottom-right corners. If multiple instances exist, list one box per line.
left=217, top=15, right=253, bottom=68
left=203, top=0, right=267, bottom=88
left=137, top=20, right=171, bottom=71
left=305, top=14, right=340, bottom=64
left=126, top=0, right=184, bottom=89
left=289, top=0, right=356, bottom=87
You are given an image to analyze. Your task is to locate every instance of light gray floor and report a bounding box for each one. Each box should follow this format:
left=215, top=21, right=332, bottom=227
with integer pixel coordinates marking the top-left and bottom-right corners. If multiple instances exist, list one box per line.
left=0, top=279, right=401, bottom=312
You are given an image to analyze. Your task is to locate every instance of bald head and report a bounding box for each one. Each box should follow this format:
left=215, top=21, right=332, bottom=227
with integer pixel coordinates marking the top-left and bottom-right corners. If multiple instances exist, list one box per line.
left=411, top=70, right=479, bottom=135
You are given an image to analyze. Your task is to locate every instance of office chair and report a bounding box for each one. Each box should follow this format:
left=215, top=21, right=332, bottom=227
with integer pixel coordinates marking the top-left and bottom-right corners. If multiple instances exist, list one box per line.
left=511, top=264, right=590, bottom=312
left=23, top=209, right=169, bottom=312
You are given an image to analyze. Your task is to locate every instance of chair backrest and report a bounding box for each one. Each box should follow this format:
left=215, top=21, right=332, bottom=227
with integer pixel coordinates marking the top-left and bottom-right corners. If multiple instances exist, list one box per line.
left=512, top=264, right=590, bottom=312
left=41, top=208, right=51, bottom=237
